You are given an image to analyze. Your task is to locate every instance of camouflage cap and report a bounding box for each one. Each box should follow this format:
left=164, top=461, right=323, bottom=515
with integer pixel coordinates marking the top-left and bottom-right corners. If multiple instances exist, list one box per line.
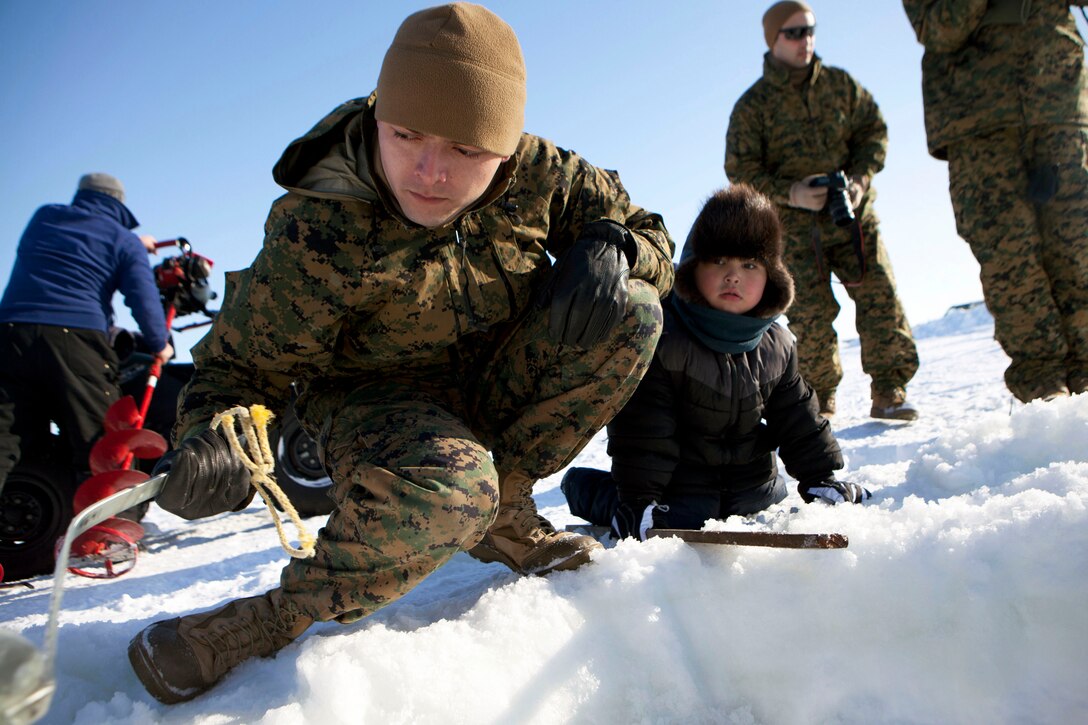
left=375, top=3, right=526, bottom=156
left=78, top=172, right=125, bottom=202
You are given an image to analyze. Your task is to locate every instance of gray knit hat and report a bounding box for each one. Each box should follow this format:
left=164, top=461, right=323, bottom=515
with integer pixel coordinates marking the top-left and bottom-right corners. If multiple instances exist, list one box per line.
left=78, top=173, right=125, bottom=203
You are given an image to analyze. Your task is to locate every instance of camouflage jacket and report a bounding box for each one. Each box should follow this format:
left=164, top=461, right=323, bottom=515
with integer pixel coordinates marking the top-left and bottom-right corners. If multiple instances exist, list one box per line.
left=724, top=54, right=887, bottom=210
left=903, top=0, right=1088, bottom=160
left=176, top=94, right=675, bottom=439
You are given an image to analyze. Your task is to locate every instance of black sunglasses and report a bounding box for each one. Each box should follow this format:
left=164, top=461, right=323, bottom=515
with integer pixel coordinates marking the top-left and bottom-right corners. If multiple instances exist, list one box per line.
left=779, top=24, right=816, bottom=40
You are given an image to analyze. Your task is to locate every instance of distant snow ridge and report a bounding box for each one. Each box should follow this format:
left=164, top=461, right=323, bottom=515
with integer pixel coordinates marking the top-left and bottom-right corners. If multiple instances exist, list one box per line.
left=913, top=301, right=992, bottom=339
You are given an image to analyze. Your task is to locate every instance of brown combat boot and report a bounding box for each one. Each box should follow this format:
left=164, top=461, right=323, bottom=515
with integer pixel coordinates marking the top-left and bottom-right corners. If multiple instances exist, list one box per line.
left=870, top=385, right=919, bottom=421
left=468, top=472, right=602, bottom=576
left=128, top=588, right=312, bottom=704
left=1066, top=372, right=1087, bottom=396
left=1018, top=380, right=1070, bottom=402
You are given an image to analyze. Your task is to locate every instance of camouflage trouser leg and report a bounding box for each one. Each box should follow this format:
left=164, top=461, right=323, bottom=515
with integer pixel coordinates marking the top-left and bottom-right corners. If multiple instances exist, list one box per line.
left=474, top=278, right=664, bottom=481
left=781, top=221, right=843, bottom=397
left=948, top=126, right=1088, bottom=400
left=780, top=209, right=918, bottom=396
left=1038, top=128, right=1088, bottom=386
left=280, top=396, right=500, bottom=624
left=834, top=209, right=919, bottom=393
left=279, top=279, right=663, bottom=622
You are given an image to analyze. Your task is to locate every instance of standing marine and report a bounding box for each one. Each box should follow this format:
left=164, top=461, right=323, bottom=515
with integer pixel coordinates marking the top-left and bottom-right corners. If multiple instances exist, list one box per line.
left=726, top=1, right=921, bottom=421
left=902, top=0, right=1088, bottom=401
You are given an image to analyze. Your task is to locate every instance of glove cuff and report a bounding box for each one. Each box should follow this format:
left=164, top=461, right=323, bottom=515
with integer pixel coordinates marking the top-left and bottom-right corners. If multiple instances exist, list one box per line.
left=582, top=219, right=636, bottom=266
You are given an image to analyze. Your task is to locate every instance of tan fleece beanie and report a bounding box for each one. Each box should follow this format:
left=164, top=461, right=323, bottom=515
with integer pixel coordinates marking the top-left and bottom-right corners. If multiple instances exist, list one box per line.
left=376, top=3, right=526, bottom=157
left=762, top=1, right=814, bottom=48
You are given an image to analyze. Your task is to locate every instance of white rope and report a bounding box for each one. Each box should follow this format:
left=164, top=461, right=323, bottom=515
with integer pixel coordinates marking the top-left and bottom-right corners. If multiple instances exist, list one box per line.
left=211, top=405, right=316, bottom=559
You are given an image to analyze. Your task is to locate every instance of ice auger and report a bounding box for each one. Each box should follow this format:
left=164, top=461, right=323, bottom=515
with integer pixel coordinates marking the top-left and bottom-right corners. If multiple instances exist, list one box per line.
left=62, top=239, right=214, bottom=578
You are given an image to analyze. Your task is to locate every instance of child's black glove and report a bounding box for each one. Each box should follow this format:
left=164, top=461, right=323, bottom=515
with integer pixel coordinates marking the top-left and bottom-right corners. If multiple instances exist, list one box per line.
left=798, top=476, right=871, bottom=505
left=611, top=499, right=668, bottom=541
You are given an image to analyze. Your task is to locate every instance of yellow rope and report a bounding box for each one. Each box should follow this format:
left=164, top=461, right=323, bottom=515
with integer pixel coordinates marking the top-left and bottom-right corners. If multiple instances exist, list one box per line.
left=211, top=404, right=316, bottom=559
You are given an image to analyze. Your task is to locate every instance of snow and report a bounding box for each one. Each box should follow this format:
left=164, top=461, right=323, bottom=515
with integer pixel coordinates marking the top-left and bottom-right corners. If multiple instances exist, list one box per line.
left=3, top=306, right=1087, bottom=724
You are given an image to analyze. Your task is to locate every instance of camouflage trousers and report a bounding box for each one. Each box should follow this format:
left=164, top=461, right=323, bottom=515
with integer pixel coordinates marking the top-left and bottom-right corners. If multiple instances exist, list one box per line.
left=948, top=125, right=1088, bottom=401
left=280, top=279, right=663, bottom=623
left=778, top=205, right=919, bottom=398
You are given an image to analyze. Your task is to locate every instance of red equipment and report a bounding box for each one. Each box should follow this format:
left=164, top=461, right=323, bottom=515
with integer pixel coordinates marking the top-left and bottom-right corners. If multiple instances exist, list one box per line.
left=61, top=238, right=214, bottom=578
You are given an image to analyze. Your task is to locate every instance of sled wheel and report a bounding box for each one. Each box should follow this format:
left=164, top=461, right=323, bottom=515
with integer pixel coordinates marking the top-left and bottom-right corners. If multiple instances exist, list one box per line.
left=0, top=462, right=75, bottom=582
left=270, top=407, right=334, bottom=517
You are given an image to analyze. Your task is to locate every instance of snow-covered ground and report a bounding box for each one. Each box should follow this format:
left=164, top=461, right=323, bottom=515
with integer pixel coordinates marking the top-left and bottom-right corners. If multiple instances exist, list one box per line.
left=3, top=305, right=1087, bottom=724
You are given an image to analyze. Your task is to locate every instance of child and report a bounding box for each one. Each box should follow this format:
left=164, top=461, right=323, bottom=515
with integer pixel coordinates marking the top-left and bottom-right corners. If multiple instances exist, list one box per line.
left=562, top=184, right=868, bottom=540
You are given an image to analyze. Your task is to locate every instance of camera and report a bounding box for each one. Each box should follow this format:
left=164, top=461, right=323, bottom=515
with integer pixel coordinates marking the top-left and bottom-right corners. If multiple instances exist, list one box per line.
left=809, top=171, right=855, bottom=228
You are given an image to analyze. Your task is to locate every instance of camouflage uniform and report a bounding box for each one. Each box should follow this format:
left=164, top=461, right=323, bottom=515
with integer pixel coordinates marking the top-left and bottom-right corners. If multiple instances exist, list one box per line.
left=176, top=94, right=674, bottom=622
left=903, top=0, right=1088, bottom=401
left=725, top=54, right=919, bottom=401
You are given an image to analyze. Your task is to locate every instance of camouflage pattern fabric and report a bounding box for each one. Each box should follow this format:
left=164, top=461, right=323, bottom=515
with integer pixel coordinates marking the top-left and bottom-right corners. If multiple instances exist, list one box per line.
left=947, top=125, right=1088, bottom=400
left=177, top=95, right=674, bottom=438
left=778, top=204, right=919, bottom=396
left=904, top=0, right=1088, bottom=400
left=280, top=280, right=663, bottom=622
left=902, top=0, right=1088, bottom=160
left=176, top=94, right=675, bottom=622
left=725, top=56, right=887, bottom=207
left=725, top=55, right=918, bottom=397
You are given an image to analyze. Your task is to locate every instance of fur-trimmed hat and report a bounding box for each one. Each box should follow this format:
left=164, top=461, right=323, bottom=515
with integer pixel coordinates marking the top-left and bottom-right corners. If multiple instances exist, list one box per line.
left=676, top=184, right=794, bottom=318
left=376, top=3, right=526, bottom=156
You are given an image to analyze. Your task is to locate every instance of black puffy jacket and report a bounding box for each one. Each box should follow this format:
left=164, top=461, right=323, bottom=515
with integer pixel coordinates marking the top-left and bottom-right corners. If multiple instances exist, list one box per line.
left=607, top=299, right=843, bottom=503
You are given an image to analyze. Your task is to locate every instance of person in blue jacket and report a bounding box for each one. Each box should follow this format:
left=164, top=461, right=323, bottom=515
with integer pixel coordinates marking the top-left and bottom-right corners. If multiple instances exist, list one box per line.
left=562, top=184, right=868, bottom=540
left=0, top=173, right=173, bottom=488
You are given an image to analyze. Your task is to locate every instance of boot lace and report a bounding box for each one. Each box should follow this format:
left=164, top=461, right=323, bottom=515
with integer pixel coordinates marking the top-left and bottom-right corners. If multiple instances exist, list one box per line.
left=510, top=505, right=556, bottom=538
left=194, top=603, right=299, bottom=678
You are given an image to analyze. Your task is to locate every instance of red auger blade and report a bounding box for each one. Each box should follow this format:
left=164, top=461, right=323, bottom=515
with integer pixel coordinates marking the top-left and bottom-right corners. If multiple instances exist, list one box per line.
left=72, top=469, right=149, bottom=514
left=103, top=395, right=142, bottom=433
left=88, top=428, right=168, bottom=475
left=64, top=519, right=145, bottom=578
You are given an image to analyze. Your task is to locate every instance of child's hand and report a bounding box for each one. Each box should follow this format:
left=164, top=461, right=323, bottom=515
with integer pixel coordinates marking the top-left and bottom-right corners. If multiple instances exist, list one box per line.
left=798, top=477, right=871, bottom=505
left=611, top=500, right=668, bottom=540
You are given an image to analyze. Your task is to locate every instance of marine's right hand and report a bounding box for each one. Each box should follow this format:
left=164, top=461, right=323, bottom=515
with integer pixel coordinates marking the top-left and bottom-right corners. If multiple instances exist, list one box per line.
left=153, top=429, right=253, bottom=520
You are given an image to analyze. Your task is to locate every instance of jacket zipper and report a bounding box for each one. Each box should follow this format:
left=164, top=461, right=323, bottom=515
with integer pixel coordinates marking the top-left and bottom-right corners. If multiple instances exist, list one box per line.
left=454, top=226, right=481, bottom=331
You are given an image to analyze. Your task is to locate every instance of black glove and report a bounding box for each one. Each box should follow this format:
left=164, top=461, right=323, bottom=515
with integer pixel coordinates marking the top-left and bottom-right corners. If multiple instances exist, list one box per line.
left=153, top=429, right=253, bottom=520
left=798, top=477, right=871, bottom=505
left=543, top=219, right=634, bottom=348
left=611, top=499, right=668, bottom=541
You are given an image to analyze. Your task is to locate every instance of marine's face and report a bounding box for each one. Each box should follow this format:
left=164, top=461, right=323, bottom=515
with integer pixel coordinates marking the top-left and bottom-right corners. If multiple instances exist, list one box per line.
left=376, top=121, right=509, bottom=228
left=694, top=256, right=768, bottom=315
left=771, top=10, right=817, bottom=69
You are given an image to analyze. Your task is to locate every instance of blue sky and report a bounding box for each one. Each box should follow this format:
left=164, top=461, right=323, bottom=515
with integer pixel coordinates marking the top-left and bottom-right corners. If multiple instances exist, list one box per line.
left=3, top=2, right=1083, bottom=360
